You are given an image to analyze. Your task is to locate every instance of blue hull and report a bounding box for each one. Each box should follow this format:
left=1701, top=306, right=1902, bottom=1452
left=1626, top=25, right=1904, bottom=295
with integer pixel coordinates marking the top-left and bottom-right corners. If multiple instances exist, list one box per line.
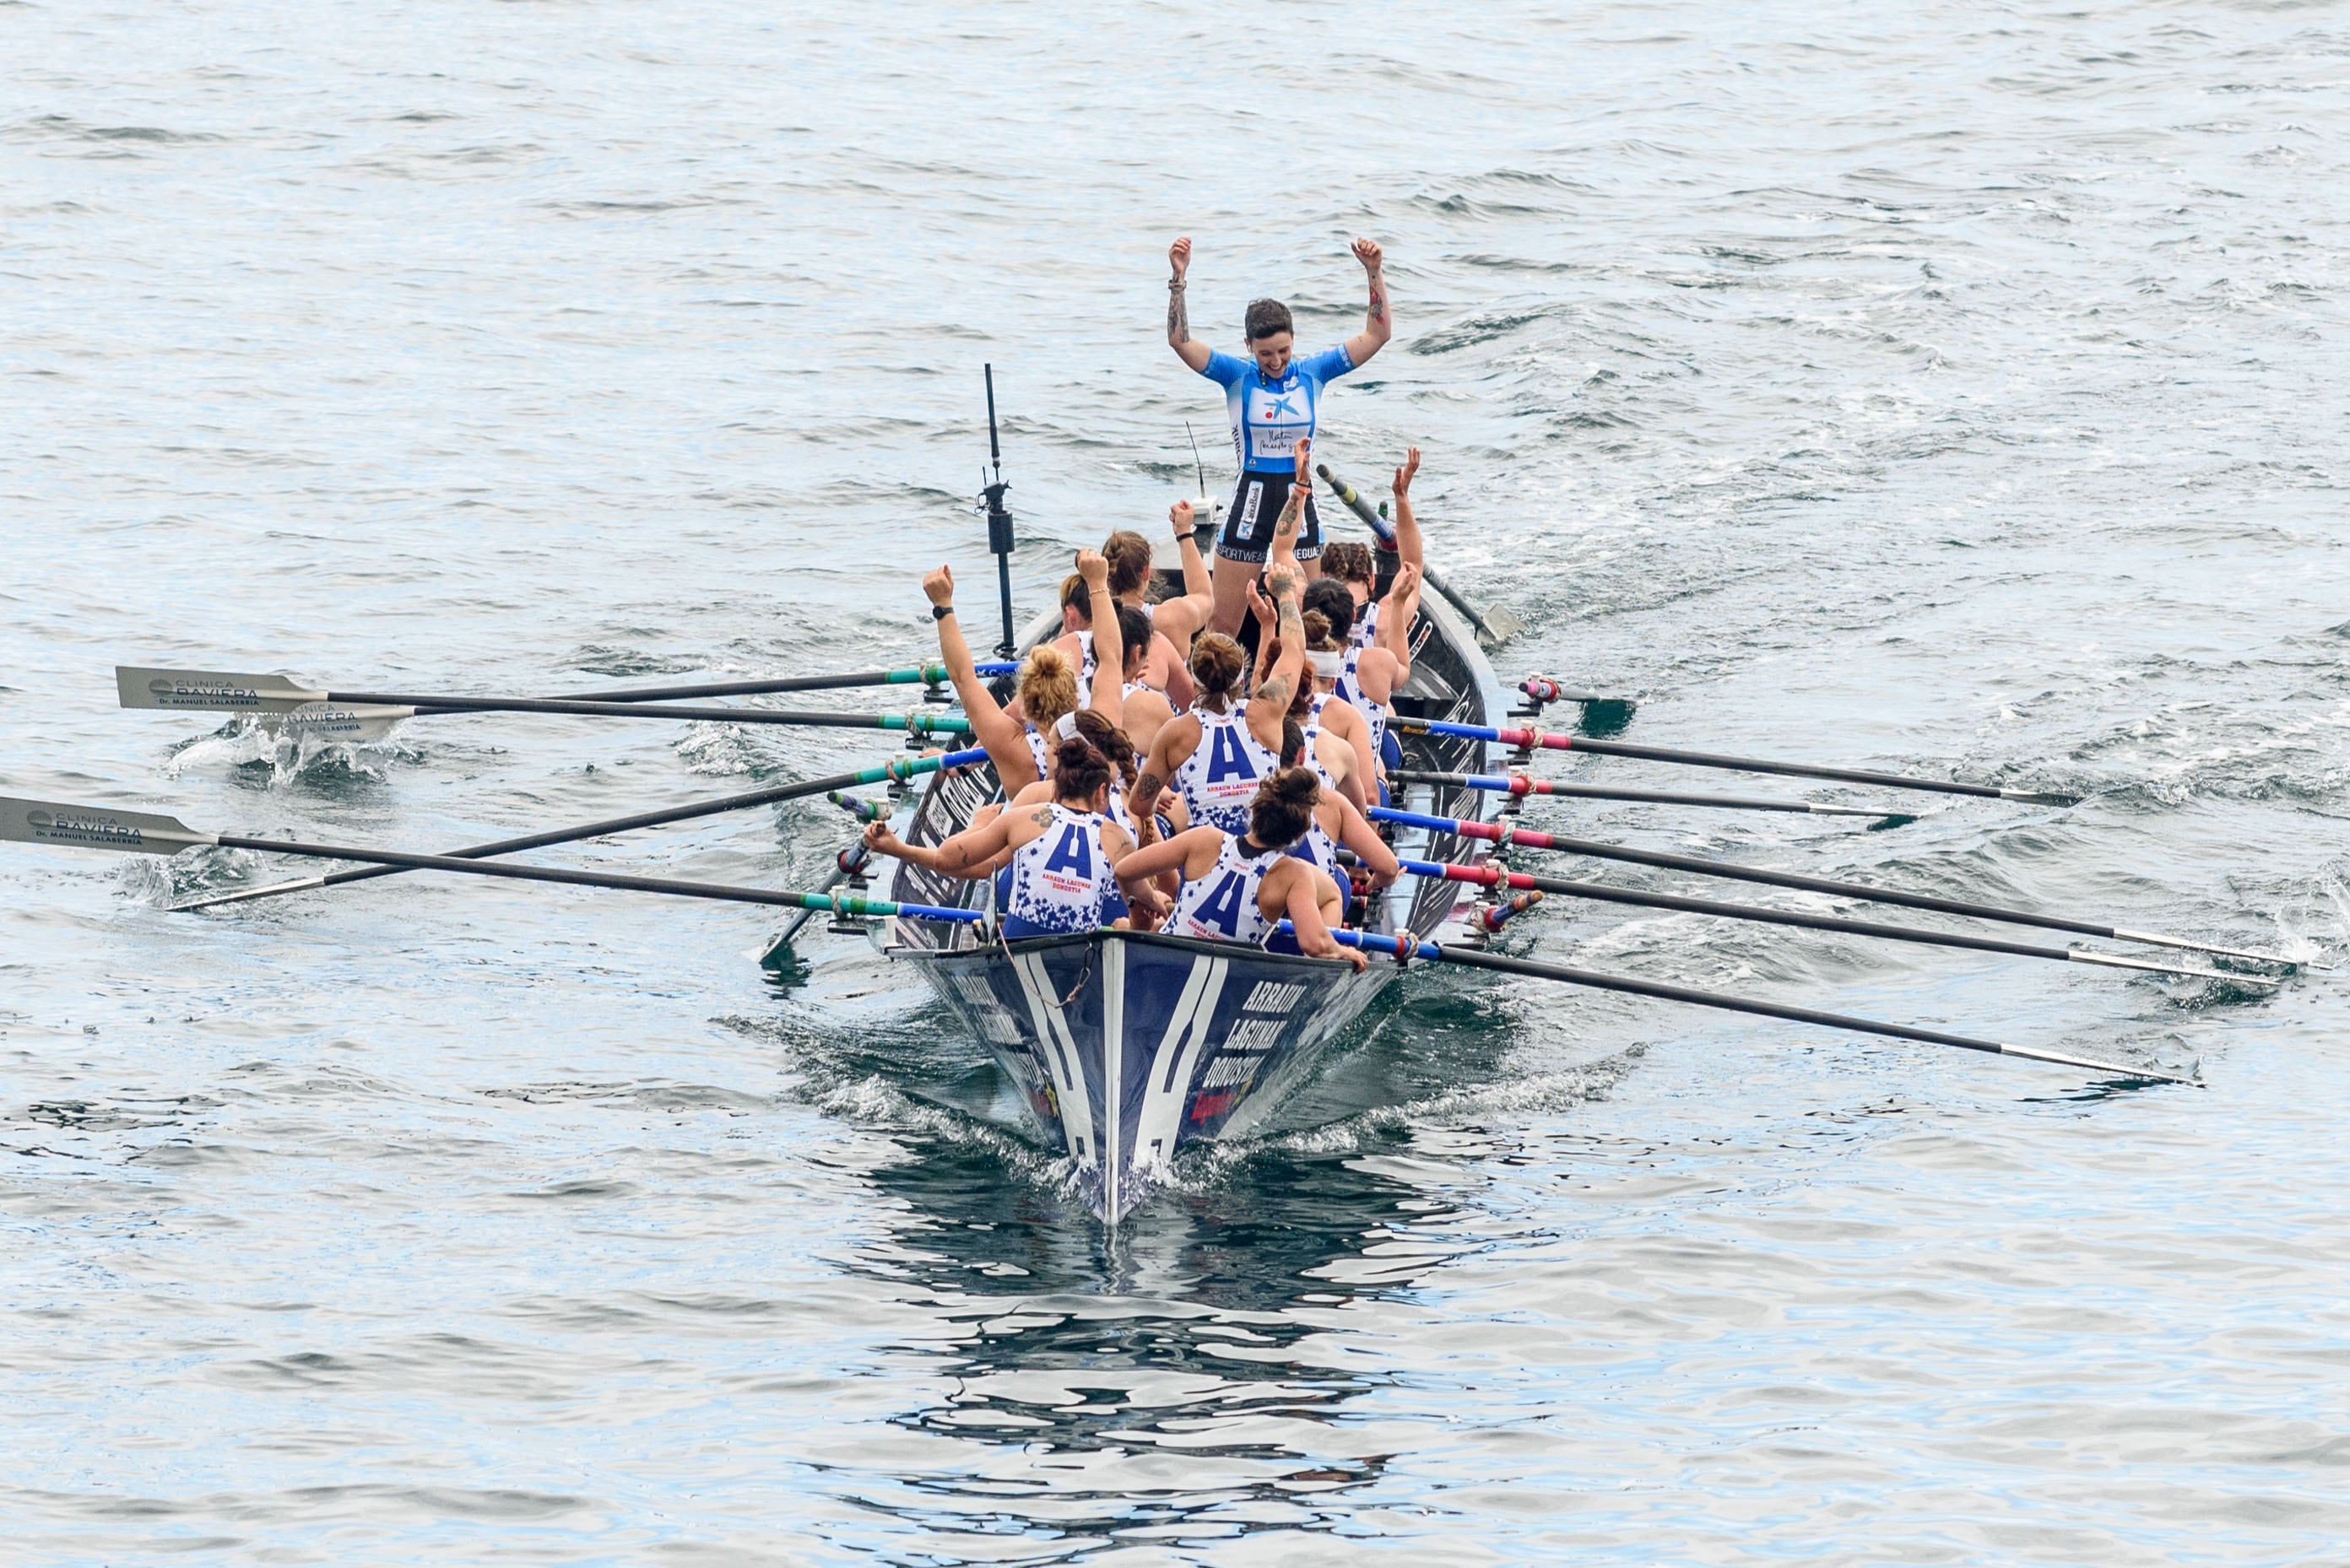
left=902, top=930, right=1392, bottom=1221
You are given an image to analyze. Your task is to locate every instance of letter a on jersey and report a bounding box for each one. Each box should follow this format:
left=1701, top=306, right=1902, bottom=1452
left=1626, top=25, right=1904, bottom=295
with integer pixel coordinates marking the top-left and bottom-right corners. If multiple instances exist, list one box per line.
left=1205, top=724, right=1259, bottom=786
left=1192, top=871, right=1248, bottom=937
left=1041, top=825, right=1093, bottom=880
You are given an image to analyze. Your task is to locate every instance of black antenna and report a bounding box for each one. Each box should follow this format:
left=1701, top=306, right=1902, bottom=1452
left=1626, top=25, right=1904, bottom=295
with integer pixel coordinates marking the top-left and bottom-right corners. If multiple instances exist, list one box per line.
left=980, top=365, right=1017, bottom=658
left=1185, top=419, right=1206, bottom=495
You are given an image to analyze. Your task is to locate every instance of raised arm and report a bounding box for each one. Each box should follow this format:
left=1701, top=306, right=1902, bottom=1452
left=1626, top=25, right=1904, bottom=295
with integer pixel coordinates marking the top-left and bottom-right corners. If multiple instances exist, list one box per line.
left=1389, top=446, right=1423, bottom=575
left=924, top=565, right=1040, bottom=788
left=1166, top=237, right=1212, bottom=373
left=1340, top=238, right=1392, bottom=370
left=1077, top=549, right=1124, bottom=725
left=1367, top=562, right=1422, bottom=682
left=1248, top=558, right=1308, bottom=755
left=1152, top=499, right=1215, bottom=652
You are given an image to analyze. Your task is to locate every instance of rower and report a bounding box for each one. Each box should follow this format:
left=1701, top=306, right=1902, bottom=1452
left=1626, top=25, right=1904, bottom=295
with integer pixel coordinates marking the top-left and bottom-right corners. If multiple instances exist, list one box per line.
left=1164, top=236, right=1394, bottom=631
left=931, top=550, right=1124, bottom=793
left=1111, top=603, right=1178, bottom=760
left=1275, top=716, right=1400, bottom=895
left=1306, top=565, right=1421, bottom=804
left=864, top=735, right=1135, bottom=939
left=1100, top=511, right=1210, bottom=703
left=1136, top=488, right=1310, bottom=835
left=1318, top=445, right=1428, bottom=653
left=1113, top=765, right=1367, bottom=971
left=1258, top=595, right=1373, bottom=814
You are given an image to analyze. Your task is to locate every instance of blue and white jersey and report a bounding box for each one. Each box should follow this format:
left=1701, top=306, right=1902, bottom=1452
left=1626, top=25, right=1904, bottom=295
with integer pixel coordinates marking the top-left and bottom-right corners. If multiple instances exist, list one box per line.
left=1024, top=724, right=1051, bottom=779
left=1200, top=346, right=1356, bottom=474
left=1164, top=832, right=1281, bottom=946
left=1329, top=647, right=1390, bottom=765
left=1071, top=630, right=1097, bottom=709
left=1003, top=803, right=1118, bottom=935
left=1172, top=703, right=1277, bottom=836
left=1347, top=597, right=1380, bottom=653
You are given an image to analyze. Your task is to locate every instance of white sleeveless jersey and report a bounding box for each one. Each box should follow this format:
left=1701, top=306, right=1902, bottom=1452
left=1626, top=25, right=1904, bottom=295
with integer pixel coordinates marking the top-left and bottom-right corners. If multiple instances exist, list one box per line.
left=1071, top=630, right=1097, bottom=710
left=1329, top=649, right=1389, bottom=764
left=1024, top=725, right=1050, bottom=778
left=1104, top=780, right=1137, bottom=840
left=1163, top=831, right=1282, bottom=946
left=1004, top=803, right=1118, bottom=934
left=1171, top=703, right=1276, bottom=837
left=1348, top=597, right=1380, bottom=653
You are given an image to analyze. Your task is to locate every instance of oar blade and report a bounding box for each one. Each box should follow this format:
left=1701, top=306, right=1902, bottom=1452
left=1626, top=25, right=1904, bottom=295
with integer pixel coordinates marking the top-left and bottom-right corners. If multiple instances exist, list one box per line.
left=0, top=796, right=214, bottom=855
left=117, top=665, right=322, bottom=712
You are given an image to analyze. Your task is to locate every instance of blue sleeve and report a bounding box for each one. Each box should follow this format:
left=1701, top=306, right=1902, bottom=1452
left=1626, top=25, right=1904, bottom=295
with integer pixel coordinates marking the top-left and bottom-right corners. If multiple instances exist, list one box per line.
left=1200, top=349, right=1250, bottom=387
left=1298, top=343, right=1356, bottom=385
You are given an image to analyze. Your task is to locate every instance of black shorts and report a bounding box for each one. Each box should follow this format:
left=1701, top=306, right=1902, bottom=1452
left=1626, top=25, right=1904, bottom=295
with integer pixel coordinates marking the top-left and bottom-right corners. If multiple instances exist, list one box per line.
left=1217, top=470, right=1324, bottom=563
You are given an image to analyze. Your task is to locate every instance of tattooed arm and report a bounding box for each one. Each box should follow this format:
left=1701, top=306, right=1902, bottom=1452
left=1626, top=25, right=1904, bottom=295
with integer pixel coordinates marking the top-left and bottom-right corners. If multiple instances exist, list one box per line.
left=863, top=804, right=1027, bottom=880
left=1248, top=564, right=1308, bottom=755
left=1342, top=237, right=1393, bottom=368
left=1167, top=236, right=1212, bottom=372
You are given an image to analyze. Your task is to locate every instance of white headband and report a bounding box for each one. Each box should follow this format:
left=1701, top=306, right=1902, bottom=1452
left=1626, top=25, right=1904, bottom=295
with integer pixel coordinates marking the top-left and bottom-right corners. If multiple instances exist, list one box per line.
left=1307, top=650, right=1346, bottom=679
left=1053, top=711, right=1080, bottom=741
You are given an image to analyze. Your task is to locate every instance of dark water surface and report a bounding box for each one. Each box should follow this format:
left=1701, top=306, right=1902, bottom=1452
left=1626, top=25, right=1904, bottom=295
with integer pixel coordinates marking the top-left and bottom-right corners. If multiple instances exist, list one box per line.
left=8, top=2, right=2350, bottom=1561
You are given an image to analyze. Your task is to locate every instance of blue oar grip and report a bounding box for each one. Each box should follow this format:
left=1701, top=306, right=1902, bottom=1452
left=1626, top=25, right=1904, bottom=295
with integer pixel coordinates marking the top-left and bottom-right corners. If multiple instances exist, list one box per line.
left=1368, top=806, right=1459, bottom=835
left=1273, top=920, right=1436, bottom=960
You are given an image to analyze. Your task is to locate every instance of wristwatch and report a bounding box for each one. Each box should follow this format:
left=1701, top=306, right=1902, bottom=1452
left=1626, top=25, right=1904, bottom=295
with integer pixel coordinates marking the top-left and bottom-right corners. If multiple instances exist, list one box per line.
left=932, top=603, right=955, bottom=620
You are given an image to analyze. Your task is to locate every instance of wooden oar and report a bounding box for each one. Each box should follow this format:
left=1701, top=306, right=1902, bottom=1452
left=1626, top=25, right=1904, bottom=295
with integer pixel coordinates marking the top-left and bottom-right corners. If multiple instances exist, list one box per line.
left=0, top=797, right=983, bottom=924
left=1389, top=716, right=2081, bottom=806
left=1389, top=769, right=1908, bottom=822
left=1283, top=923, right=2198, bottom=1086
left=116, top=667, right=971, bottom=733
left=1389, top=856, right=2262, bottom=985
left=555, top=661, right=1015, bottom=703
left=1370, top=805, right=2316, bottom=970
left=171, top=747, right=988, bottom=911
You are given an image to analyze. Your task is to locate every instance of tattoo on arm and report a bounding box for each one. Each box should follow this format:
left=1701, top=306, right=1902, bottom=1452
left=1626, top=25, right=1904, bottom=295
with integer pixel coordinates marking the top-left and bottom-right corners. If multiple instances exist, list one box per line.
left=1137, top=770, right=1166, bottom=814
left=1168, top=289, right=1189, bottom=344
left=1368, top=278, right=1385, bottom=324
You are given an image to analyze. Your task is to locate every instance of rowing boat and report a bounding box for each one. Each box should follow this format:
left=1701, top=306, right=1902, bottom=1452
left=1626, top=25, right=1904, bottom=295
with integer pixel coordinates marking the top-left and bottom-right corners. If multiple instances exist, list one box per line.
left=873, top=551, right=1507, bottom=1222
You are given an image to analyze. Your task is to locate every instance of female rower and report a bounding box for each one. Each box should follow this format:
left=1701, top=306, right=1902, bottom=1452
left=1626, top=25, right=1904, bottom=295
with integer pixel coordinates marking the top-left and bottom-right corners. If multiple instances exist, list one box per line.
left=1114, top=765, right=1367, bottom=971
left=1166, top=239, right=1394, bottom=631
left=1317, top=446, right=1427, bottom=654
left=1096, top=502, right=1213, bottom=694
left=1275, top=716, right=1400, bottom=897
left=1110, top=603, right=1178, bottom=760
left=923, top=549, right=1124, bottom=792
left=1135, top=481, right=1309, bottom=834
left=864, top=735, right=1135, bottom=939
left=1306, top=564, right=1421, bottom=803
left=1252, top=593, right=1374, bottom=815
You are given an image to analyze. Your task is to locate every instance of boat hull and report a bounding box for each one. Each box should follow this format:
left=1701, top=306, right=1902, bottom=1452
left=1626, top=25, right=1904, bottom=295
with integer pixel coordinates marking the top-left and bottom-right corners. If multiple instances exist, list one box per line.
left=898, top=930, right=1389, bottom=1221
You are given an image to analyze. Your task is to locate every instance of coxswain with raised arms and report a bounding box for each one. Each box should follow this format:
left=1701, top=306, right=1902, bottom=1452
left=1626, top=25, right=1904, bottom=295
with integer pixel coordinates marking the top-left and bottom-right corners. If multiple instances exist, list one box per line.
left=1166, top=234, right=1393, bottom=632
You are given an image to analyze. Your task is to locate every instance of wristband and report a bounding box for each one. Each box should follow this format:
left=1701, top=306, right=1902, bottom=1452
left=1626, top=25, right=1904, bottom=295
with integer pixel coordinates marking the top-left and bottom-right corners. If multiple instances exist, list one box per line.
left=932, top=604, right=955, bottom=620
